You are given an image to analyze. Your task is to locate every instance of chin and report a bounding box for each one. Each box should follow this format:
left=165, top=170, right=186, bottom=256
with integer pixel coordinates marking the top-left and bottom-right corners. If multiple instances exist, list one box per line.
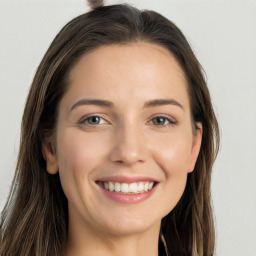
left=104, top=219, right=158, bottom=237
left=93, top=209, right=162, bottom=237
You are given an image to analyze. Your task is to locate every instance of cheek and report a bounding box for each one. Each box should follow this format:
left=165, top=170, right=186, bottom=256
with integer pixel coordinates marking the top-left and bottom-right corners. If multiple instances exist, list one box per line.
left=152, top=132, right=192, bottom=177
left=57, top=129, right=107, bottom=172
left=150, top=132, right=192, bottom=213
left=55, top=129, right=107, bottom=202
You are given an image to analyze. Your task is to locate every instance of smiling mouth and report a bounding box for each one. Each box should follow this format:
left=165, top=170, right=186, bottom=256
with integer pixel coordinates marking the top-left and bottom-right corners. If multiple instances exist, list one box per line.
left=97, top=181, right=156, bottom=194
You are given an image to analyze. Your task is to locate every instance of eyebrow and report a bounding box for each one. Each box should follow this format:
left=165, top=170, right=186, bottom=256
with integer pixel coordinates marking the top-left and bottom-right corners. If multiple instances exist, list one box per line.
left=70, top=98, right=184, bottom=112
left=143, top=99, right=184, bottom=110
left=70, top=99, right=113, bottom=112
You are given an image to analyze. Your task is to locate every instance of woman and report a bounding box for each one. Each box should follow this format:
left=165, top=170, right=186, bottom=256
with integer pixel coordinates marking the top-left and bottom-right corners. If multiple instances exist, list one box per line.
left=0, top=1, right=219, bottom=255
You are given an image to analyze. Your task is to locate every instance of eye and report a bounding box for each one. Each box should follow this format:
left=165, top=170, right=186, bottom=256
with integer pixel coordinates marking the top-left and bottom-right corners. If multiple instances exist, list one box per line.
left=79, top=115, right=107, bottom=125
left=150, top=116, right=177, bottom=126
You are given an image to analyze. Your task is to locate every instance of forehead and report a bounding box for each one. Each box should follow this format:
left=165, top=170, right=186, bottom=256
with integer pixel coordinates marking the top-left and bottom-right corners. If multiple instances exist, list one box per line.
left=64, top=42, right=190, bottom=110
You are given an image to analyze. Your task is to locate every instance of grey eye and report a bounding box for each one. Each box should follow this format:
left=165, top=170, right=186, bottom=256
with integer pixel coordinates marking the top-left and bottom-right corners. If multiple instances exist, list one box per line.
left=152, top=117, right=168, bottom=125
left=85, top=116, right=102, bottom=125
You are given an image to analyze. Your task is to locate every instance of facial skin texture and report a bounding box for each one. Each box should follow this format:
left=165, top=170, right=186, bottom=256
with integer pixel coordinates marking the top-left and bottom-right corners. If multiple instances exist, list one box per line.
left=43, top=42, right=202, bottom=256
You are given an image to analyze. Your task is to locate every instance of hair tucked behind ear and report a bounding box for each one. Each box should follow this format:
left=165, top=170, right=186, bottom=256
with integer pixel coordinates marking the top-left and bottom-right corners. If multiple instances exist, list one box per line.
left=0, top=4, right=219, bottom=256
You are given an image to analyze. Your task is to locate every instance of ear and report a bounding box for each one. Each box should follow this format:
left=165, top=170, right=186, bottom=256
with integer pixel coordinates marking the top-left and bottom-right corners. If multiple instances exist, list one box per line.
left=188, top=122, right=203, bottom=173
left=42, top=136, right=59, bottom=175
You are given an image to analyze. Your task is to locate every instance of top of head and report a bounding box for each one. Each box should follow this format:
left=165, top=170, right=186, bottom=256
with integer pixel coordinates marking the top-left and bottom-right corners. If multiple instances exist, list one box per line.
left=87, top=0, right=104, bottom=9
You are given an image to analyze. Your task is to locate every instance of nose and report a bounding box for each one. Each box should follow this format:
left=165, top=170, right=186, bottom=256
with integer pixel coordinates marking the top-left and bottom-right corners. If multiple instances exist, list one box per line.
left=109, top=124, right=148, bottom=166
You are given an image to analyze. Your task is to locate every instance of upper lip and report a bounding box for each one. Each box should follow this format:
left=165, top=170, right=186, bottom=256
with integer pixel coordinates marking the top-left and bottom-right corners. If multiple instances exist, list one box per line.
left=96, top=175, right=158, bottom=183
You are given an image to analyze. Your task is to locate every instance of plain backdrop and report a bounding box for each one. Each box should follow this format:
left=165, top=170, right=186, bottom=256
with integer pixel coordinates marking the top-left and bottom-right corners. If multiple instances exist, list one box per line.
left=0, top=0, right=255, bottom=255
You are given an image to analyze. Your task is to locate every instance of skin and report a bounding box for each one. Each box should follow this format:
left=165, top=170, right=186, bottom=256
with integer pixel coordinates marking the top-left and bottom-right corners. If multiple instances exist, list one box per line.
left=43, top=42, right=202, bottom=256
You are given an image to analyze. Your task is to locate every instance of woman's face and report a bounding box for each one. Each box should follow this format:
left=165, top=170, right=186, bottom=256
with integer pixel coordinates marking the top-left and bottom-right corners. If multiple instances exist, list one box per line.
left=43, top=42, right=202, bottom=237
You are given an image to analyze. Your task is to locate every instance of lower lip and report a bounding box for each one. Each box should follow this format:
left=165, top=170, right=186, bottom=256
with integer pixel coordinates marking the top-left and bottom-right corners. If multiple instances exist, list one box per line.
left=98, top=184, right=158, bottom=204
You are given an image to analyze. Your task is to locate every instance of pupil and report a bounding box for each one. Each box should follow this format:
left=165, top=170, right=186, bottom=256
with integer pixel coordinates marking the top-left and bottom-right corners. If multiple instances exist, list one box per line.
left=89, top=116, right=100, bottom=124
left=155, top=117, right=164, bottom=125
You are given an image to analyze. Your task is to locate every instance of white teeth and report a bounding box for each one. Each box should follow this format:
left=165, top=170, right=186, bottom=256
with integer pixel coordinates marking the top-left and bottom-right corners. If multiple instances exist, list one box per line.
left=149, top=182, right=154, bottom=190
left=109, top=181, right=115, bottom=191
left=137, top=182, right=144, bottom=192
left=121, top=183, right=129, bottom=193
left=100, top=181, right=155, bottom=194
left=129, top=182, right=137, bottom=193
left=114, top=182, right=121, bottom=192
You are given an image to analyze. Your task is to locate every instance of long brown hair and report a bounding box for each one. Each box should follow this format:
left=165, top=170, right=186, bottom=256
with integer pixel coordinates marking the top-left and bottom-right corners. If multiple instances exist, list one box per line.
left=0, top=4, right=219, bottom=256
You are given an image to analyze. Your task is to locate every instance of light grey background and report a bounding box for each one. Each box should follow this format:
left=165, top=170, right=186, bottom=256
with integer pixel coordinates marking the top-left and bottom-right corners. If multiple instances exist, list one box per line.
left=0, top=0, right=255, bottom=255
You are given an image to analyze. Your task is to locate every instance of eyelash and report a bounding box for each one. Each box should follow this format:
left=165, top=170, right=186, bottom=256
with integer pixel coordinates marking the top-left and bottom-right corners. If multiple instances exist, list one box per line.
left=79, top=114, right=178, bottom=127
